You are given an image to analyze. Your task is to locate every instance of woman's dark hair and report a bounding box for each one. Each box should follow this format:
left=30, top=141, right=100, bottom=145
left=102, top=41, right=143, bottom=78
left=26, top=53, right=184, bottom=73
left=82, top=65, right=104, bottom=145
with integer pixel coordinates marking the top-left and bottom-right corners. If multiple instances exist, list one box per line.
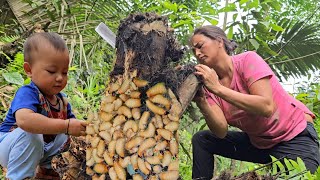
left=193, top=25, right=237, bottom=55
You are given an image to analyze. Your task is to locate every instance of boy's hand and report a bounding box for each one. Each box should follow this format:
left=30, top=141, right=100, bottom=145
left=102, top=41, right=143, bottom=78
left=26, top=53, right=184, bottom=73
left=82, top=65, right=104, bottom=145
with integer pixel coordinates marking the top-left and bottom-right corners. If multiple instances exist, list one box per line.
left=67, top=118, right=88, bottom=137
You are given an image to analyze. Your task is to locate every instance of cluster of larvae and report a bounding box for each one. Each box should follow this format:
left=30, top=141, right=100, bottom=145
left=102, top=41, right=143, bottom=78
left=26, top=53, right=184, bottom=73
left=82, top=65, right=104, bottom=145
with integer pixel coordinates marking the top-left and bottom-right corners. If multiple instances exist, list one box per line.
left=86, top=73, right=181, bottom=180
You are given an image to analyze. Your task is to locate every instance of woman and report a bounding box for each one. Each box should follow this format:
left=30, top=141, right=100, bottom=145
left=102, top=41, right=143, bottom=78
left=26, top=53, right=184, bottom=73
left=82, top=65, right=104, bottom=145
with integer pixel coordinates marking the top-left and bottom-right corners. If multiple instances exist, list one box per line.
left=191, top=25, right=320, bottom=179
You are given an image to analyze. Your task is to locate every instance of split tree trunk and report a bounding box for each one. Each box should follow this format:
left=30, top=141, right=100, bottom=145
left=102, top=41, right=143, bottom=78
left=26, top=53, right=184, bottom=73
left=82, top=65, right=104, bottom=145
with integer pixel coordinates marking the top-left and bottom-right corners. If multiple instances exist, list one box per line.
left=52, top=12, right=200, bottom=179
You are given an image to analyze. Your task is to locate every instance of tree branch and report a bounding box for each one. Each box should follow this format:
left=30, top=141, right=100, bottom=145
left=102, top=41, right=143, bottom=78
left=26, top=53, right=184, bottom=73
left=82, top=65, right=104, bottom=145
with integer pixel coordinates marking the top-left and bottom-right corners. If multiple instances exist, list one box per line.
left=222, top=0, right=229, bottom=31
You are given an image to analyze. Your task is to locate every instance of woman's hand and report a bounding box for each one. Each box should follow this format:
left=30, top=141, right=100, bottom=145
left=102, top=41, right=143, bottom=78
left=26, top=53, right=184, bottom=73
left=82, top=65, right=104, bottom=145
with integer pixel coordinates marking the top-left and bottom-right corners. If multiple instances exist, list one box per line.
left=192, top=86, right=229, bottom=138
left=194, top=64, right=222, bottom=94
left=193, top=86, right=208, bottom=106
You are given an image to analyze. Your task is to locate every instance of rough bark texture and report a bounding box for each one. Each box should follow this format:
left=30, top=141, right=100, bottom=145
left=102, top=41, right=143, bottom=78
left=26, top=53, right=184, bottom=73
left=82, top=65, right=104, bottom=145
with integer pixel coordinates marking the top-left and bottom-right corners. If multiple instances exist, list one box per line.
left=111, top=13, right=183, bottom=80
left=52, top=12, right=199, bottom=179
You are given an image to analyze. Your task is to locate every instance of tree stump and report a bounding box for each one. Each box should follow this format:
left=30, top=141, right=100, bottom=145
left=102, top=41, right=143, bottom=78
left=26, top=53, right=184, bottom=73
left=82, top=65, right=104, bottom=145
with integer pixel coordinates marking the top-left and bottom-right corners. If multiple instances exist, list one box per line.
left=52, top=12, right=200, bottom=179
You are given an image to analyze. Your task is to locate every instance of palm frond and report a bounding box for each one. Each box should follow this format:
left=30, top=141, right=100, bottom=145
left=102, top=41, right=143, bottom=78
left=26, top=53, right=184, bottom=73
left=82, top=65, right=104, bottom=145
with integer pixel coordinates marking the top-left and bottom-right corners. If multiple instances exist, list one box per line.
left=267, top=20, right=320, bottom=79
left=5, top=0, right=129, bottom=70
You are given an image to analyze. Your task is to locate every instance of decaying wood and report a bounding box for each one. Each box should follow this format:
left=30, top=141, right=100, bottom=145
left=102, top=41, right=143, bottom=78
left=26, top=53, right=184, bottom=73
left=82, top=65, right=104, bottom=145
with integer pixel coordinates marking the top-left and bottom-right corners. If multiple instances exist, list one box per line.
left=177, top=74, right=200, bottom=117
left=52, top=12, right=198, bottom=179
left=111, top=12, right=183, bottom=80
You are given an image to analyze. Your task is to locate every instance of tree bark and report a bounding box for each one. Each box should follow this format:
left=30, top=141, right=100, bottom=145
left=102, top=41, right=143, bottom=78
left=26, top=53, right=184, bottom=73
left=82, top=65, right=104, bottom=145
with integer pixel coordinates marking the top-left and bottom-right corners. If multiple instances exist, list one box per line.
left=52, top=12, right=199, bottom=179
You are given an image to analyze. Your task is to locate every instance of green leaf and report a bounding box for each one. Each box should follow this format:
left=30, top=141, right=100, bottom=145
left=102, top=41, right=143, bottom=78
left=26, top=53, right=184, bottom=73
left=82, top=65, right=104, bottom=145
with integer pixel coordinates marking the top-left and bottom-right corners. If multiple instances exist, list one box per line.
left=0, top=52, right=12, bottom=61
left=270, top=23, right=284, bottom=32
left=239, top=0, right=250, bottom=6
left=24, top=78, right=31, bottom=85
left=314, top=166, right=320, bottom=178
left=178, top=4, right=188, bottom=10
left=179, top=142, right=192, bottom=161
left=69, top=66, right=78, bottom=71
left=271, top=156, right=278, bottom=175
left=227, top=26, right=233, bottom=39
left=172, top=20, right=192, bottom=28
left=306, top=103, right=313, bottom=111
left=233, top=13, right=238, bottom=21
left=261, top=0, right=273, bottom=3
left=260, top=21, right=270, bottom=28
left=162, top=1, right=178, bottom=12
left=248, top=0, right=259, bottom=9
left=284, top=158, right=294, bottom=172
left=289, top=159, right=300, bottom=171
left=304, top=171, right=314, bottom=180
left=274, top=159, right=285, bottom=171
left=2, top=72, right=24, bottom=85
left=296, top=157, right=307, bottom=171
left=199, top=122, right=207, bottom=131
left=218, top=4, right=236, bottom=13
left=46, top=10, right=56, bottom=21
left=268, top=1, right=281, bottom=11
left=210, top=19, right=219, bottom=26
left=296, top=93, right=309, bottom=99
left=252, top=11, right=263, bottom=20
left=249, top=39, right=260, bottom=50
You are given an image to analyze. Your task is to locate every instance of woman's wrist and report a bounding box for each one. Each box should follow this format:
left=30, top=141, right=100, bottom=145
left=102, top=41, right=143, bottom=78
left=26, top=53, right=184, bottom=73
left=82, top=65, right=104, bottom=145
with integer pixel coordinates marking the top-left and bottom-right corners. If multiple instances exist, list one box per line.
left=208, top=84, right=224, bottom=96
left=196, top=97, right=209, bottom=109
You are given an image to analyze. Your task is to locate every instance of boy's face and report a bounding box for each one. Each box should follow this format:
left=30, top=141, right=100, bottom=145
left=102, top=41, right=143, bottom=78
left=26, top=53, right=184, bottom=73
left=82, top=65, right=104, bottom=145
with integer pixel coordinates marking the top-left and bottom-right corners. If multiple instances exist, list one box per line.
left=24, top=43, right=69, bottom=98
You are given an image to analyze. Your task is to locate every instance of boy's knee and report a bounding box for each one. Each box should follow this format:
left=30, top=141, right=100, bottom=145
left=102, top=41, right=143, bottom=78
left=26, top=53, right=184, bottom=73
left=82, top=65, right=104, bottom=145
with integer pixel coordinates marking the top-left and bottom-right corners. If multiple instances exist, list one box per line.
left=24, top=133, right=44, bottom=149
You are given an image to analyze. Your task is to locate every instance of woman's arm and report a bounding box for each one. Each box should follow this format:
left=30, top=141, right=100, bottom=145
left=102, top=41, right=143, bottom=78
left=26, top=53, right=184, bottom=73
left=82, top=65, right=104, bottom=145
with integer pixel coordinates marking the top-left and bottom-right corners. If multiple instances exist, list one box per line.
left=214, top=78, right=274, bottom=117
left=194, top=89, right=228, bottom=138
left=195, top=64, right=274, bottom=117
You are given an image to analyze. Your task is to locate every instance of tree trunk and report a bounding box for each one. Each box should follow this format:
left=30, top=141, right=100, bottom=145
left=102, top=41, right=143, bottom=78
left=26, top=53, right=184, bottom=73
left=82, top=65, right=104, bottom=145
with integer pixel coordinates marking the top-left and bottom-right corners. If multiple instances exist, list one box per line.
left=52, top=12, right=200, bottom=179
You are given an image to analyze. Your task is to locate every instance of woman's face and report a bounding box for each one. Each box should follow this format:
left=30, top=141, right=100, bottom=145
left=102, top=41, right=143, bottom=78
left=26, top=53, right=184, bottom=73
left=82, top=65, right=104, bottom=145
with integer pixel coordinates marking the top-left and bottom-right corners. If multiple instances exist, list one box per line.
left=191, top=34, right=222, bottom=67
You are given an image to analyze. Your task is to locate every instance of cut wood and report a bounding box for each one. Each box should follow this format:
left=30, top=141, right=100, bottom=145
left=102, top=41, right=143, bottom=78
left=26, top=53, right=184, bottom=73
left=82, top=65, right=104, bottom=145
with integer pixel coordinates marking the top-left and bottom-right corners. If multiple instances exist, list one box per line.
left=52, top=12, right=199, bottom=179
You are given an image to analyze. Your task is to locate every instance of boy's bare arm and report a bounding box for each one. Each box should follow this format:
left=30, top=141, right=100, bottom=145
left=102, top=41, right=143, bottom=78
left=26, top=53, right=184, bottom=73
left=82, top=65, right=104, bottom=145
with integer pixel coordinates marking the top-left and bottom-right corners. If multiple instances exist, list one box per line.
left=15, top=108, right=87, bottom=136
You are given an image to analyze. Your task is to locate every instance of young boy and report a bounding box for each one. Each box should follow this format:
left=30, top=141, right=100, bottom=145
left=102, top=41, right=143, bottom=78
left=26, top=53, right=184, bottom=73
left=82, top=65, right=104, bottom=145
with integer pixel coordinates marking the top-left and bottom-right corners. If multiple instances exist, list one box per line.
left=0, top=32, right=87, bottom=179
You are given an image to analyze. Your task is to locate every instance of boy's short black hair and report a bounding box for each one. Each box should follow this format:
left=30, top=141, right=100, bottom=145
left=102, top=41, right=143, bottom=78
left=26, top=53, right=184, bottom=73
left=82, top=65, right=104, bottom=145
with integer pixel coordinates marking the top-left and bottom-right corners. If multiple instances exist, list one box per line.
left=23, top=32, right=68, bottom=63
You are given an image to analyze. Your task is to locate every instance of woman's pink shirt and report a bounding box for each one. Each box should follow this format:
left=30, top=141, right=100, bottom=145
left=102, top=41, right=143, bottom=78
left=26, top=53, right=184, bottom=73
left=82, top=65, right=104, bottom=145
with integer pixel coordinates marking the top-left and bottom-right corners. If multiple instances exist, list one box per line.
left=206, top=51, right=314, bottom=149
